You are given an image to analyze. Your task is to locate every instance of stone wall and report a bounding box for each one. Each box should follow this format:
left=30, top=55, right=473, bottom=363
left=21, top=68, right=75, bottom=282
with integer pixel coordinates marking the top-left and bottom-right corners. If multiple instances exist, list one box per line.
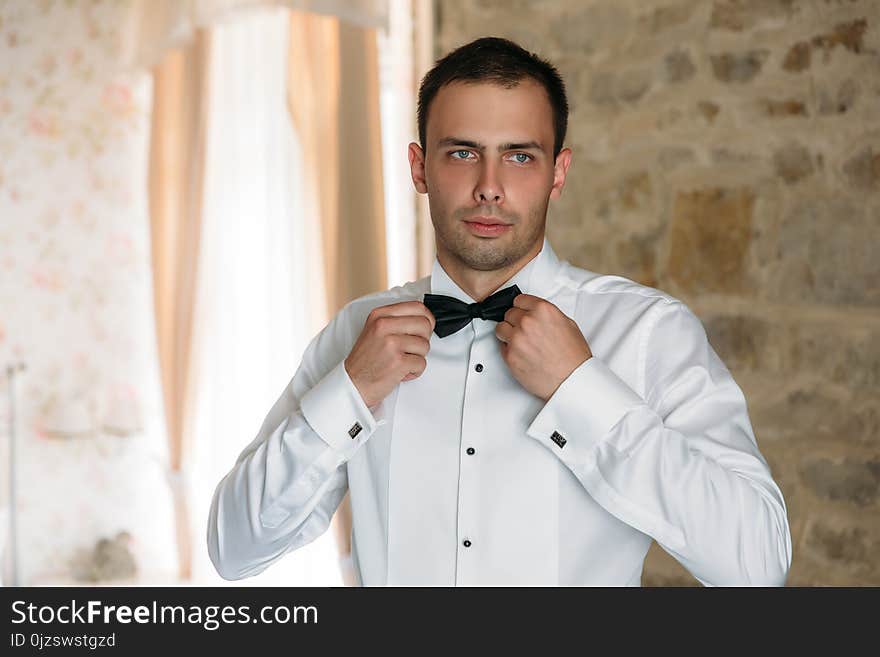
left=434, top=0, right=880, bottom=586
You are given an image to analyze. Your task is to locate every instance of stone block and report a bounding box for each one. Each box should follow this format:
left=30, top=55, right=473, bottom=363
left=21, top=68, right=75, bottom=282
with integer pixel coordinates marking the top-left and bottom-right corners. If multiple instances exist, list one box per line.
left=773, top=142, right=814, bottom=184
left=587, top=68, right=655, bottom=107
left=658, top=147, right=696, bottom=169
left=811, top=18, right=869, bottom=57
left=702, top=314, right=771, bottom=371
left=640, top=2, right=695, bottom=34
left=550, top=4, right=633, bottom=55
left=616, top=232, right=659, bottom=289
left=617, top=171, right=653, bottom=210
left=800, top=457, right=880, bottom=507
left=666, top=187, right=755, bottom=294
left=767, top=199, right=880, bottom=307
left=747, top=380, right=880, bottom=448
left=712, top=148, right=759, bottom=164
left=784, top=323, right=880, bottom=389
left=588, top=71, right=616, bottom=107
left=842, top=146, right=880, bottom=191
left=803, top=518, right=880, bottom=579
left=710, top=50, right=770, bottom=83
left=760, top=98, right=808, bottom=117
left=616, top=68, right=652, bottom=104
left=709, top=0, right=798, bottom=32
left=818, top=79, right=859, bottom=115
left=697, top=100, right=720, bottom=123
left=782, top=41, right=811, bottom=72
left=665, top=49, right=696, bottom=83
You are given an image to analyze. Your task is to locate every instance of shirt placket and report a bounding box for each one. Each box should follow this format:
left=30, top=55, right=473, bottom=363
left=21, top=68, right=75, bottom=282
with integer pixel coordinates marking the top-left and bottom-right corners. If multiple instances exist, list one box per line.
left=454, top=319, right=491, bottom=585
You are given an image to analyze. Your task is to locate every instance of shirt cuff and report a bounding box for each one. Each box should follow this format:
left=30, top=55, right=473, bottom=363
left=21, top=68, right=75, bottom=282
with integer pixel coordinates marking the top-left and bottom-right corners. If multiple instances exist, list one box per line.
left=300, top=359, right=381, bottom=459
left=526, top=356, right=645, bottom=464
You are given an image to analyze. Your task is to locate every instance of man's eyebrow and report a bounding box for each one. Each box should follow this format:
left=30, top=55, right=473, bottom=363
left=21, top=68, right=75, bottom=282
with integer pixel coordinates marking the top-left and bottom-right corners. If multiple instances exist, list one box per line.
left=436, top=137, right=545, bottom=153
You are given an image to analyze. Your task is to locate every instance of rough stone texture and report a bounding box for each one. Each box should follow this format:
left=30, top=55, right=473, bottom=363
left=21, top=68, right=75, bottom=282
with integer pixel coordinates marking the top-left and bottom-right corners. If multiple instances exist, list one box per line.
left=709, top=50, right=769, bottom=83
left=747, top=382, right=880, bottom=448
left=659, top=146, right=696, bottom=169
left=702, top=315, right=772, bottom=371
left=640, top=3, right=693, bottom=33
left=709, top=0, right=799, bottom=32
left=697, top=100, right=720, bottom=123
left=803, top=520, right=880, bottom=584
left=766, top=199, right=880, bottom=307
left=435, top=0, right=880, bottom=587
left=783, top=41, right=812, bottom=71
left=761, top=98, right=808, bottom=117
left=665, top=49, right=696, bottom=83
left=800, top=458, right=880, bottom=507
left=785, top=324, right=880, bottom=390
left=842, top=146, right=880, bottom=190
left=818, top=79, right=859, bottom=115
left=666, top=188, right=755, bottom=294
left=773, top=143, right=814, bottom=183
left=811, top=18, right=869, bottom=56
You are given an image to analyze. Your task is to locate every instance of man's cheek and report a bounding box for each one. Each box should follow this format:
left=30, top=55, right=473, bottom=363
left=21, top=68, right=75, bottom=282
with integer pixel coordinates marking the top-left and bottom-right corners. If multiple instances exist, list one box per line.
left=435, top=165, right=475, bottom=191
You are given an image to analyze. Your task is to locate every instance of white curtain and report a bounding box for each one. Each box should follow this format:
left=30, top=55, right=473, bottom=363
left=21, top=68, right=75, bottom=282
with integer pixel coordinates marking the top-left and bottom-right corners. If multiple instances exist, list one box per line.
left=187, top=6, right=339, bottom=585
left=377, top=0, right=418, bottom=287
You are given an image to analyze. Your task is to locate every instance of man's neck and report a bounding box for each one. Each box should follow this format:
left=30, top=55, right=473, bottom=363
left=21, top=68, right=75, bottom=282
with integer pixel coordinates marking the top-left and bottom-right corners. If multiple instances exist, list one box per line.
left=437, top=240, right=543, bottom=303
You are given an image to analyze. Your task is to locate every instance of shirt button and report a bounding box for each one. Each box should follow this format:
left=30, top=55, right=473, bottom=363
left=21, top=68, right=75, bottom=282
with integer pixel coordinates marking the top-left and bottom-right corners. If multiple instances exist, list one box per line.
left=466, top=447, right=475, bottom=455
left=475, top=363, right=483, bottom=372
left=462, top=539, right=472, bottom=548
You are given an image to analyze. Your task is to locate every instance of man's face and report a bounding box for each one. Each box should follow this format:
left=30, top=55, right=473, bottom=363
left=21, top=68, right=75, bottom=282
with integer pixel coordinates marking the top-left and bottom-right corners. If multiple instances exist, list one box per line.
left=409, top=79, right=571, bottom=273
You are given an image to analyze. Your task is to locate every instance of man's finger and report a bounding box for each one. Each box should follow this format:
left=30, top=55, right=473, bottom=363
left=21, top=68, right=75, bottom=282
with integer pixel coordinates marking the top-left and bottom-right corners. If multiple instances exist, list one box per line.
left=372, top=301, right=435, bottom=332
left=503, top=306, right=526, bottom=327
left=374, top=315, right=434, bottom=339
left=513, top=293, right=550, bottom=311
left=495, top=321, right=512, bottom=343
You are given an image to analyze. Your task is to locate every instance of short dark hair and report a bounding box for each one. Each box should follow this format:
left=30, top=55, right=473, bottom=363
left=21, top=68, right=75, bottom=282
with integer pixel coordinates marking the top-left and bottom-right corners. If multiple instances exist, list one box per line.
left=417, top=36, right=569, bottom=158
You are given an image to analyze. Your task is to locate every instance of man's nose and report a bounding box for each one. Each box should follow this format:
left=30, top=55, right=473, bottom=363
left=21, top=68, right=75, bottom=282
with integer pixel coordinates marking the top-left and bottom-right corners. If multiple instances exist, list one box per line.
left=473, top=161, right=504, bottom=204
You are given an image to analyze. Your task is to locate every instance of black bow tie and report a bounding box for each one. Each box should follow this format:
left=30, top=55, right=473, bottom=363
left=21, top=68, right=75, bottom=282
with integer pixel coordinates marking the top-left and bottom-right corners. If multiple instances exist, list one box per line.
left=423, top=284, right=522, bottom=338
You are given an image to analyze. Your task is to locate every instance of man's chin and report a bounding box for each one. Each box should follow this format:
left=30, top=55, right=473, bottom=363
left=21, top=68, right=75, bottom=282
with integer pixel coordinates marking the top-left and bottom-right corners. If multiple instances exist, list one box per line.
left=456, top=243, right=521, bottom=271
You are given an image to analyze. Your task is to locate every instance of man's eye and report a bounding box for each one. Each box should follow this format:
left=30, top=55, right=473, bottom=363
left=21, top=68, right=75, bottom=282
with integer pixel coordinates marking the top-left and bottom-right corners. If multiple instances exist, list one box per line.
left=451, top=150, right=472, bottom=159
left=510, top=153, right=532, bottom=164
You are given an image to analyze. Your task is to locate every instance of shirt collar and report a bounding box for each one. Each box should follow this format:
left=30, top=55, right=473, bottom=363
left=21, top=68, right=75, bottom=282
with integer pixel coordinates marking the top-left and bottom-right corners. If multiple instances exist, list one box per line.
left=429, top=236, right=562, bottom=302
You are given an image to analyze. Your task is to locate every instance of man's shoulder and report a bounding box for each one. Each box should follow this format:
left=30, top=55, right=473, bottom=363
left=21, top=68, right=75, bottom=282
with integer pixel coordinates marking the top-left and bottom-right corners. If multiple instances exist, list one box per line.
left=560, top=262, right=682, bottom=305
left=557, top=261, right=686, bottom=316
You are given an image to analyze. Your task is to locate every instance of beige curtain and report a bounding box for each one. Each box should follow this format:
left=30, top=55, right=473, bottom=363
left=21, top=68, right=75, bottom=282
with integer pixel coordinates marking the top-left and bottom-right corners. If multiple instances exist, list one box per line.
left=120, top=0, right=388, bottom=72
left=148, top=10, right=386, bottom=584
left=148, top=30, right=212, bottom=582
left=286, top=10, right=387, bottom=581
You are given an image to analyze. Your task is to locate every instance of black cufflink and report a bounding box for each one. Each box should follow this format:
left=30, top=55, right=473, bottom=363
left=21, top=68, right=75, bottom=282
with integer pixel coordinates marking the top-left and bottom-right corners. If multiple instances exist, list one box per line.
left=348, top=422, right=362, bottom=439
left=550, top=430, right=566, bottom=449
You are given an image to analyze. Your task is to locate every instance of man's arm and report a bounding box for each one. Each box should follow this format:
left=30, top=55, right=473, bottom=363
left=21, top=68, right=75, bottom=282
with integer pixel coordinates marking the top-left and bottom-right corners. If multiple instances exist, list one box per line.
left=206, top=307, right=381, bottom=581
left=526, top=300, right=792, bottom=586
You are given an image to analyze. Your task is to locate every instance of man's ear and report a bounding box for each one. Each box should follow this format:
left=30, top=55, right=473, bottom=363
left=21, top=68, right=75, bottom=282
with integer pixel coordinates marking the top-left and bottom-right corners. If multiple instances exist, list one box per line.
left=549, top=147, right=572, bottom=200
left=408, top=142, right=428, bottom=194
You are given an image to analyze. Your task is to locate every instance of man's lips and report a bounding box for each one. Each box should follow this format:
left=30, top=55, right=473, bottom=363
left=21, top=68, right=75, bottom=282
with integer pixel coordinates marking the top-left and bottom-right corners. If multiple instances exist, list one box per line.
left=463, top=219, right=512, bottom=236
left=464, top=216, right=511, bottom=226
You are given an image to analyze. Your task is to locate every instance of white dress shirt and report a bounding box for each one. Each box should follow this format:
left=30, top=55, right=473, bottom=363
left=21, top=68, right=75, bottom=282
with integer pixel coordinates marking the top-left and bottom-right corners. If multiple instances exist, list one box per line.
left=207, top=237, right=792, bottom=586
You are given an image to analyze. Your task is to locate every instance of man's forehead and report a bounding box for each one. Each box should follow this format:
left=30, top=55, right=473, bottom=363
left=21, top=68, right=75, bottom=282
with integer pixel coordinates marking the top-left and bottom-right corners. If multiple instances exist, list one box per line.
left=428, top=79, right=553, bottom=147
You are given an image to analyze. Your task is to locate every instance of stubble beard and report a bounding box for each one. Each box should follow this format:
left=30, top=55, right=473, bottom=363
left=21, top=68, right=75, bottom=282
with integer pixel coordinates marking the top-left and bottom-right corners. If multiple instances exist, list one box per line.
left=431, top=202, right=548, bottom=272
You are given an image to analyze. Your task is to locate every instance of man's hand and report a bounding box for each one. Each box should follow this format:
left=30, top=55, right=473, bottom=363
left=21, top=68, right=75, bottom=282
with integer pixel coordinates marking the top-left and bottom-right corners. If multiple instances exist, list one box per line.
left=495, top=294, right=593, bottom=401
left=344, top=301, right=435, bottom=408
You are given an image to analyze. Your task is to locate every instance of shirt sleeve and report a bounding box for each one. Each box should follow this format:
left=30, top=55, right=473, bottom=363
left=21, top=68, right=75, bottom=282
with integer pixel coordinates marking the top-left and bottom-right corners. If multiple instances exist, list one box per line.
left=526, top=300, right=793, bottom=586
left=206, top=303, right=387, bottom=580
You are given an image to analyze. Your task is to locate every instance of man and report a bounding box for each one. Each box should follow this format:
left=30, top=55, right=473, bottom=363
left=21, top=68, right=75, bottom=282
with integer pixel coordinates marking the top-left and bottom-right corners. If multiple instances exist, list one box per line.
left=207, top=37, right=792, bottom=586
